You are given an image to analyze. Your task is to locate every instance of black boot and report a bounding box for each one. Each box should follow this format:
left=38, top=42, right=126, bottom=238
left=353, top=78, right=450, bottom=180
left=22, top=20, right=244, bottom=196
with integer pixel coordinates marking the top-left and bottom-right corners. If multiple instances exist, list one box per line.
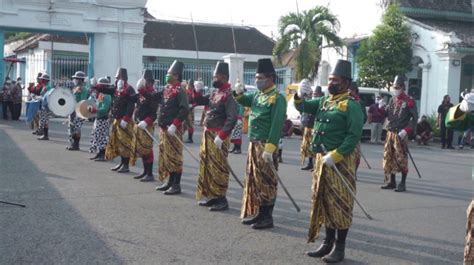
left=38, top=128, right=49, bottom=140
left=67, top=135, right=80, bottom=151
left=198, top=198, right=218, bottom=207
left=209, top=197, right=229, bottom=211
left=140, top=163, right=155, bottom=182
left=229, top=145, right=236, bottom=153
left=307, top=228, right=336, bottom=257
left=322, top=229, right=348, bottom=263
left=164, top=172, right=181, bottom=195
left=241, top=211, right=263, bottom=225
left=278, top=149, right=283, bottom=163
left=381, top=174, right=396, bottom=189
left=395, top=173, right=407, bottom=192
left=90, top=152, right=100, bottom=160
left=111, top=157, right=123, bottom=171
left=251, top=205, right=274, bottom=229
left=94, top=149, right=106, bottom=162
left=118, top=157, right=130, bottom=173
left=301, top=157, right=313, bottom=170
left=322, top=242, right=345, bottom=263
left=134, top=160, right=147, bottom=179
left=233, top=144, right=241, bottom=154
left=156, top=174, right=174, bottom=191
left=184, top=133, right=193, bottom=143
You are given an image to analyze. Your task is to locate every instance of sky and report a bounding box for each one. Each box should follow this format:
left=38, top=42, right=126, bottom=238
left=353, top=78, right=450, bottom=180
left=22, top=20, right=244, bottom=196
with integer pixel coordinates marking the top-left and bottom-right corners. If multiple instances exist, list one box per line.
left=145, top=0, right=384, bottom=39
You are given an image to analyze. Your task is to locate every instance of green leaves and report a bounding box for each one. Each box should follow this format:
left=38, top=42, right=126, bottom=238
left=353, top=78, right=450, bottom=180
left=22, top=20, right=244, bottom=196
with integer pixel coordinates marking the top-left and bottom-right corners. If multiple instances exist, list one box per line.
left=356, top=4, right=412, bottom=89
left=273, top=6, right=341, bottom=81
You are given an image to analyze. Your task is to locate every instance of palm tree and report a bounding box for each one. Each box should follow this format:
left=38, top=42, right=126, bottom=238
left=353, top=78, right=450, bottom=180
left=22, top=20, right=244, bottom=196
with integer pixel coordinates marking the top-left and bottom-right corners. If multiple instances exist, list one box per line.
left=273, top=6, right=342, bottom=81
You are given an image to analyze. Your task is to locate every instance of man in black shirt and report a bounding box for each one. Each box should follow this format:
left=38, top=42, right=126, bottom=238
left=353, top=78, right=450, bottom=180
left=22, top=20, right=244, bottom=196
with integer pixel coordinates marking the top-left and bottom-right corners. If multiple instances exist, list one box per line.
left=437, top=95, right=454, bottom=149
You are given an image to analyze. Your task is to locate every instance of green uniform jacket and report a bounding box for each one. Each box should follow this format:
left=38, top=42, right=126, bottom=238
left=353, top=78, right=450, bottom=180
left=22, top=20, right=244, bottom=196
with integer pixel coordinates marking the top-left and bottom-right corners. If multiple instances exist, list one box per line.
left=96, top=93, right=112, bottom=119
left=73, top=84, right=90, bottom=102
left=294, top=92, right=364, bottom=162
left=40, top=84, right=52, bottom=96
left=233, top=86, right=287, bottom=153
left=445, top=104, right=474, bottom=131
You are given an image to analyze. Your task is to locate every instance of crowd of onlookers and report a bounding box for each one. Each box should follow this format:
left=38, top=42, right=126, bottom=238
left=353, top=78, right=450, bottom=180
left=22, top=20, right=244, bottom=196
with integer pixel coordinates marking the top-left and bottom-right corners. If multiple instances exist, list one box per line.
left=1, top=77, right=23, bottom=121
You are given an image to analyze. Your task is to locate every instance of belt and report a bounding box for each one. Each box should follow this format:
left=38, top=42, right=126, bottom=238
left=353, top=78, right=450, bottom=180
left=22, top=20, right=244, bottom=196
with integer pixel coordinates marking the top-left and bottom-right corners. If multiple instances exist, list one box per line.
left=249, top=139, right=267, bottom=144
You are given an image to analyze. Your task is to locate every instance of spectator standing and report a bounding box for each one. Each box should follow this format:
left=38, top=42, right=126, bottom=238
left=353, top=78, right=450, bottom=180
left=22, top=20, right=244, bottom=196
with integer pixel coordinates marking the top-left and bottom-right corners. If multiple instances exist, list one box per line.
left=438, top=95, right=454, bottom=149
left=367, top=95, right=386, bottom=144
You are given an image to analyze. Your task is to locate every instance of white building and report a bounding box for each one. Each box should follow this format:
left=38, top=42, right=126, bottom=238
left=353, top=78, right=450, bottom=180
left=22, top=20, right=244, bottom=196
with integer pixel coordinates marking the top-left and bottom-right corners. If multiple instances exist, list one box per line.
left=318, top=0, right=474, bottom=116
left=2, top=5, right=275, bottom=87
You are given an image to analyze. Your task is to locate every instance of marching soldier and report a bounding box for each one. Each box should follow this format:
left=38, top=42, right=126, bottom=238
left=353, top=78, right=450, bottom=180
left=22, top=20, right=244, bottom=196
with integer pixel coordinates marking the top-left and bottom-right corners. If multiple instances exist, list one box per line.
left=349, top=82, right=368, bottom=176
left=130, top=70, right=160, bottom=182
left=229, top=102, right=244, bottom=154
left=299, top=79, right=316, bottom=171
left=28, top=73, right=43, bottom=134
left=381, top=75, right=417, bottom=192
left=105, top=68, right=136, bottom=173
left=37, top=73, right=53, bottom=141
left=88, top=77, right=113, bottom=161
left=184, top=79, right=196, bottom=143
left=193, top=62, right=238, bottom=211
left=233, top=58, right=287, bottom=229
left=295, top=59, right=363, bottom=263
left=445, top=88, right=474, bottom=264
left=155, top=60, right=189, bottom=195
left=66, top=71, right=89, bottom=150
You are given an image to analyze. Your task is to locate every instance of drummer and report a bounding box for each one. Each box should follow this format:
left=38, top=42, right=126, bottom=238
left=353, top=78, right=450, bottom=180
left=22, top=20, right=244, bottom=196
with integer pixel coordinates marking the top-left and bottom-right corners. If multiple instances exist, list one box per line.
left=37, top=73, right=53, bottom=141
left=66, top=71, right=90, bottom=150
left=28, top=72, right=43, bottom=134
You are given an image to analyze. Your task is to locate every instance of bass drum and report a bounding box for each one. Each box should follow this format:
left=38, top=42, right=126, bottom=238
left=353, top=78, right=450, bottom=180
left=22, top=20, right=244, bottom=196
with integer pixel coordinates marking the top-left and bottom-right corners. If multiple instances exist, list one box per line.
left=46, top=88, right=76, bottom=117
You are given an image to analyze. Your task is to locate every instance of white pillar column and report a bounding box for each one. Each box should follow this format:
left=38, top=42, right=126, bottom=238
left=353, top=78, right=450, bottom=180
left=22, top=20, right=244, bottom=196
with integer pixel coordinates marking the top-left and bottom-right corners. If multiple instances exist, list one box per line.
left=223, top=54, right=245, bottom=86
left=419, top=63, right=431, bottom=116
left=436, top=51, right=463, bottom=101
left=93, top=32, right=143, bottom=85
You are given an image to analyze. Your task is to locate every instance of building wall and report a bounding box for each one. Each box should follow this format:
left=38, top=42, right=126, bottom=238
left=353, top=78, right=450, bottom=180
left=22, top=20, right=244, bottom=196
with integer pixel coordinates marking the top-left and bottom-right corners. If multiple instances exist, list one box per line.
left=409, top=20, right=466, bottom=116
left=0, top=0, right=146, bottom=85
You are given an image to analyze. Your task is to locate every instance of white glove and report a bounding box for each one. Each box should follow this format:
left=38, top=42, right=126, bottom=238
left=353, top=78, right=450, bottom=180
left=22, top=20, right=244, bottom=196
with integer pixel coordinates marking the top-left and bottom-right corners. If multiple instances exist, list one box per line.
left=297, top=79, right=312, bottom=98
left=398, top=129, right=407, bottom=139
left=138, top=120, right=148, bottom=130
left=117, top=80, right=124, bottom=90
left=234, top=79, right=244, bottom=94
left=167, top=124, right=177, bottom=136
left=262, top=151, right=273, bottom=163
left=90, top=77, right=97, bottom=86
left=236, top=119, right=243, bottom=126
left=194, top=80, right=204, bottom=93
left=460, top=92, right=474, bottom=112
left=120, top=120, right=128, bottom=129
left=322, top=153, right=335, bottom=167
left=136, top=78, right=146, bottom=90
left=214, top=135, right=224, bottom=149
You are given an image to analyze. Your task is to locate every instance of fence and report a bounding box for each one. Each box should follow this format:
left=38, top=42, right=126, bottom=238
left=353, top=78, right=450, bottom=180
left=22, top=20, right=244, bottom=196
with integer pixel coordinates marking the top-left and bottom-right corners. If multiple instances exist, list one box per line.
left=143, top=62, right=215, bottom=89
left=3, top=55, right=88, bottom=89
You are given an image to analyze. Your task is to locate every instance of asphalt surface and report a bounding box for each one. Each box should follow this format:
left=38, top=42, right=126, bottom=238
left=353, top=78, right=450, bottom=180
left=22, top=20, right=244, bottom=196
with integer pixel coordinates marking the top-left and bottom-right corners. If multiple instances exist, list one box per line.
left=0, top=109, right=473, bottom=265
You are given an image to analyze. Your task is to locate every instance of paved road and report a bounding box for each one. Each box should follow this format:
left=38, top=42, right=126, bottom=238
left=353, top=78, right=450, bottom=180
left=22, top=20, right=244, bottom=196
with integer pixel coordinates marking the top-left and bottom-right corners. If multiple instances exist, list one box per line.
left=0, top=113, right=472, bottom=264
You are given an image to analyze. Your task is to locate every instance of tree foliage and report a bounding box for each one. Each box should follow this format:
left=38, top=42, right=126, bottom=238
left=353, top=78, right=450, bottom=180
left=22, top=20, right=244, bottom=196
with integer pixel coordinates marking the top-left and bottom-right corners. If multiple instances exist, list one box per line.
left=356, top=4, right=412, bottom=88
left=273, top=6, right=342, bottom=81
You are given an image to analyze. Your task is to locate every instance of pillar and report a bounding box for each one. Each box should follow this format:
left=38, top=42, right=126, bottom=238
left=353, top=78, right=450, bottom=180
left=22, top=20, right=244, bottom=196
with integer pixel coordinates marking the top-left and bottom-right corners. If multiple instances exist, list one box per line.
left=223, top=54, right=245, bottom=86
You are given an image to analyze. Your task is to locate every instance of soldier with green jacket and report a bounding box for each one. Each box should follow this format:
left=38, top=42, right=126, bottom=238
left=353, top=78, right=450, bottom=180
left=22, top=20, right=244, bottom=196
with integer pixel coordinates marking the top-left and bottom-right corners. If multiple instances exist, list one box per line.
left=67, top=71, right=90, bottom=151
left=296, top=59, right=364, bottom=263
left=233, top=58, right=287, bottom=230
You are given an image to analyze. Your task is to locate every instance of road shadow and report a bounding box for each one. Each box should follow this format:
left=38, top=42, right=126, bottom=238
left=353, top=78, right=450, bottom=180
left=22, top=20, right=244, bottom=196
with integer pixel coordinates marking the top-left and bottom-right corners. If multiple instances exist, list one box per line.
left=0, top=127, right=124, bottom=264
